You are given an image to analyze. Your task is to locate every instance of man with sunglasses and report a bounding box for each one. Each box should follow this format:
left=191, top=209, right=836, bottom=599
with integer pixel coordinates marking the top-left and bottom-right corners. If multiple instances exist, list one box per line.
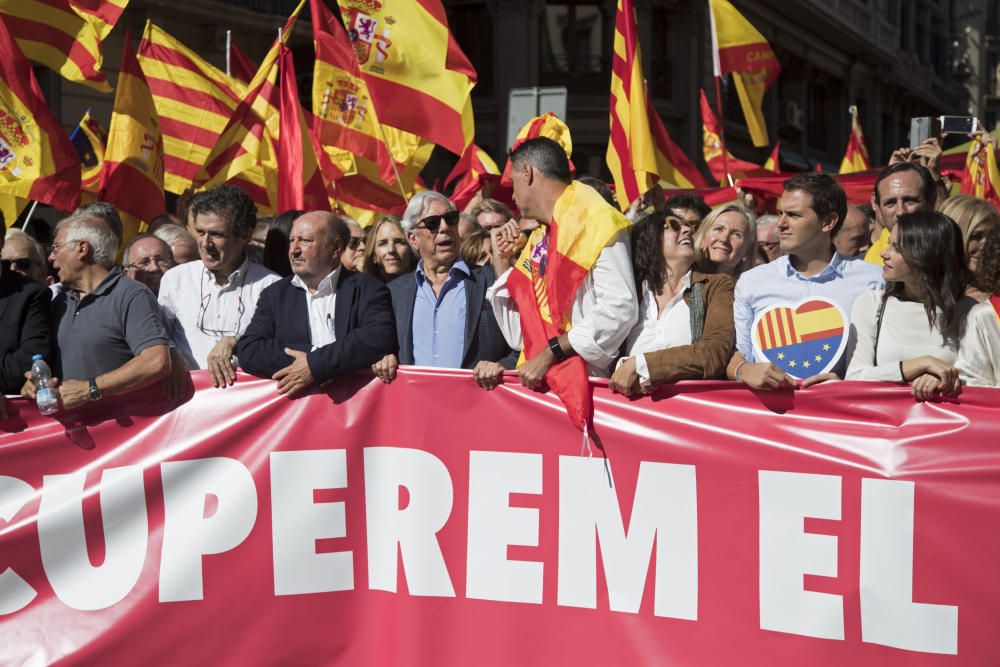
left=158, top=185, right=280, bottom=388
left=2, top=229, right=50, bottom=285
left=371, top=191, right=517, bottom=387
left=341, top=219, right=366, bottom=271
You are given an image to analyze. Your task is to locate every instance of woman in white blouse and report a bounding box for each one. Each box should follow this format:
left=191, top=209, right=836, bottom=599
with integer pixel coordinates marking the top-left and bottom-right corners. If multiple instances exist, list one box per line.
left=609, top=210, right=735, bottom=395
left=958, top=224, right=1000, bottom=386
left=846, top=211, right=977, bottom=399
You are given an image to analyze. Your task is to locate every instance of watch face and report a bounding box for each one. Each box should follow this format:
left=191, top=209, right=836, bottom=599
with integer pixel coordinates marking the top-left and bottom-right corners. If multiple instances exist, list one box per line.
left=89, top=381, right=101, bottom=401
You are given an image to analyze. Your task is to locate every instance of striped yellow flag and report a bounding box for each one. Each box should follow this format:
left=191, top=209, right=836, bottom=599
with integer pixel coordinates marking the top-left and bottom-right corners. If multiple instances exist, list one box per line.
left=839, top=105, right=871, bottom=174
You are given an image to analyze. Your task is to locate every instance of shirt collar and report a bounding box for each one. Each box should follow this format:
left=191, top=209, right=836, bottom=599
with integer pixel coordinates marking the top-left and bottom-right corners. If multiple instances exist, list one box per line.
left=202, top=255, right=250, bottom=288
left=782, top=251, right=844, bottom=281
left=291, top=265, right=341, bottom=296
left=415, top=259, right=470, bottom=285
left=74, top=266, right=122, bottom=299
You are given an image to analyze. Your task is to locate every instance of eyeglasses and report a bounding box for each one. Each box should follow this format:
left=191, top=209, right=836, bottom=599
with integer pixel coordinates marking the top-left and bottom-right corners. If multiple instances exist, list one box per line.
left=197, top=270, right=247, bottom=337
left=663, top=216, right=696, bottom=234
left=1, top=258, right=34, bottom=272
left=415, top=210, right=460, bottom=234
left=49, top=240, right=81, bottom=253
left=127, top=256, right=173, bottom=270
left=347, top=236, right=365, bottom=251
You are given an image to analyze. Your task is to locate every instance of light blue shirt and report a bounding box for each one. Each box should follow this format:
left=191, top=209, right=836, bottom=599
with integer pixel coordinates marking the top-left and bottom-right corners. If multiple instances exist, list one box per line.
left=734, top=253, right=884, bottom=375
left=412, top=260, right=469, bottom=368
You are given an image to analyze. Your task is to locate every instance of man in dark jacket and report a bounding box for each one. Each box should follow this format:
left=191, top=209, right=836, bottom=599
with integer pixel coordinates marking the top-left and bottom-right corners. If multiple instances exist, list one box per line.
left=236, top=212, right=396, bottom=395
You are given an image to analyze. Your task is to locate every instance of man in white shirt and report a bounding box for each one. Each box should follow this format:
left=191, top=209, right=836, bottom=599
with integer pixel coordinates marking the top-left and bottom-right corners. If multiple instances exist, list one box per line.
left=158, top=185, right=279, bottom=387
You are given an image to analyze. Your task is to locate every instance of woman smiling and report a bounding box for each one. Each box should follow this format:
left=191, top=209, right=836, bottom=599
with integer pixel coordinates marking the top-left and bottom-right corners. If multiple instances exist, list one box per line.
left=362, top=215, right=416, bottom=283
left=693, top=204, right=757, bottom=279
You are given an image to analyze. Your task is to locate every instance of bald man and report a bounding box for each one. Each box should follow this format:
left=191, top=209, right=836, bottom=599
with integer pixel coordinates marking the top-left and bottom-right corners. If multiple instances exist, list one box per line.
left=833, top=205, right=873, bottom=258
left=236, top=211, right=396, bottom=395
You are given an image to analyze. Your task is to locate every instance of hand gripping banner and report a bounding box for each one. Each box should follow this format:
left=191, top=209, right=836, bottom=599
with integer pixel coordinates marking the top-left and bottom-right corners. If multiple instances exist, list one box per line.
left=1, top=370, right=999, bottom=665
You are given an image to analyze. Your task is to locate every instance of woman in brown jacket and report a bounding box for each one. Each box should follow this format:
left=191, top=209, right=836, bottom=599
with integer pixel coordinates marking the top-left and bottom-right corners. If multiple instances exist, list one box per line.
left=609, top=210, right=735, bottom=395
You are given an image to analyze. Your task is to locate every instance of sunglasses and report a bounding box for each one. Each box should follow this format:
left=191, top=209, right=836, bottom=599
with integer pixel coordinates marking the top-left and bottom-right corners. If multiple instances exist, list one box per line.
left=663, top=216, right=696, bottom=234
left=416, top=210, right=460, bottom=234
left=347, top=236, right=365, bottom=251
left=1, top=258, right=34, bottom=272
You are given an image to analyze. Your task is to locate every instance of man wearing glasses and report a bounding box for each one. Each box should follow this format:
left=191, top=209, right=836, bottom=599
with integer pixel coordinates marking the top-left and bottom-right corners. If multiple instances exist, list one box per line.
left=122, top=234, right=175, bottom=295
left=370, top=191, right=517, bottom=387
left=1, top=228, right=50, bottom=285
left=341, top=219, right=366, bottom=271
left=158, top=185, right=280, bottom=387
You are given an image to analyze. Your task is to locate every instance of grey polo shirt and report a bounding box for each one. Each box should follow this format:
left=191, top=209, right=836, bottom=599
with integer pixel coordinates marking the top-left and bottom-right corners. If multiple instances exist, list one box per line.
left=54, top=267, right=169, bottom=380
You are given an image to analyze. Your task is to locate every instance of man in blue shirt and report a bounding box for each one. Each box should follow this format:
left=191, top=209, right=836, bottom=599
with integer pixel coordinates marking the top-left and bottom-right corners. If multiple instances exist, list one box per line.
left=371, top=191, right=516, bottom=387
left=729, top=174, right=884, bottom=389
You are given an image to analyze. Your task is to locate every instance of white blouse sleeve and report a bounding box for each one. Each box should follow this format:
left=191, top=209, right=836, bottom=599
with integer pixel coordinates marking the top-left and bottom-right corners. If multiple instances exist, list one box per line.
left=957, top=303, right=1000, bottom=387
left=845, top=290, right=904, bottom=382
left=486, top=267, right=523, bottom=351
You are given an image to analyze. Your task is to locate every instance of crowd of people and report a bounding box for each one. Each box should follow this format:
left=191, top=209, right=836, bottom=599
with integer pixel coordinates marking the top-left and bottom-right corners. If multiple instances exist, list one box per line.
left=2, top=135, right=1000, bottom=421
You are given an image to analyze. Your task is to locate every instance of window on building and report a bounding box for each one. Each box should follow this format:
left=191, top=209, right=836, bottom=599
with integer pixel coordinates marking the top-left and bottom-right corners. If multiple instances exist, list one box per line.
left=540, top=0, right=611, bottom=92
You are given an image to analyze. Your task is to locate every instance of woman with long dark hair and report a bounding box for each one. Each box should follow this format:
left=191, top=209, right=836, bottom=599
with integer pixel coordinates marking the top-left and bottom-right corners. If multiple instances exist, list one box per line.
left=609, top=210, right=735, bottom=395
left=845, top=211, right=977, bottom=399
left=958, top=224, right=1000, bottom=386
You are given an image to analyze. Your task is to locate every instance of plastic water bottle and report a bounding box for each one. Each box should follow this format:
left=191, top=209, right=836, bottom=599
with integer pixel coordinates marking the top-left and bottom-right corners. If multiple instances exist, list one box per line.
left=31, top=354, right=59, bottom=416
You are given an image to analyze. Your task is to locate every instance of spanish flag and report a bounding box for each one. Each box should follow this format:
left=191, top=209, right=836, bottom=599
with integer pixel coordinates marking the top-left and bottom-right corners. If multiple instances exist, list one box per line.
left=0, top=16, right=80, bottom=212
left=763, top=140, right=781, bottom=172
left=839, top=105, right=871, bottom=174
left=445, top=143, right=500, bottom=212
left=0, top=0, right=127, bottom=92
left=506, top=182, right=631, bottom=431
left=502, top=112, right=574, bottom=187
left=335, top=0, right=476, bottom=157
left=70, top=109, right=107, bottom=202
left=99, top=29, right=164, bottom=245
left=608, top=0, right=706, bottom=210
left=700, top=88, right=766, bottom=184
left=278, top=45, right=330, bottom=212
left=959, top=135, right=1000, bottom=208
left=708, top=0, right=780, bottom=147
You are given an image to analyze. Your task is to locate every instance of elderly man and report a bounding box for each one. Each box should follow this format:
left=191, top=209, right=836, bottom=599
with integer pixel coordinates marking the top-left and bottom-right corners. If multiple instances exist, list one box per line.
left=833, top=205, right=874, bottom=258
left=123, top=233, right=174, bottom=295
left=21, top=213, right=170, bottom=409
left=158, top=185, right=280, bottom=387
left=236, top=212, right=396, bottom=394
left=2, top=228, right=49, bottom=285
left=488, top=137, right=638, bottom=388
left=341, top=218, right=366, bottom=271
left=154, top=224, right=199, bottom=265
left=370, top=191, right=516, bottom=387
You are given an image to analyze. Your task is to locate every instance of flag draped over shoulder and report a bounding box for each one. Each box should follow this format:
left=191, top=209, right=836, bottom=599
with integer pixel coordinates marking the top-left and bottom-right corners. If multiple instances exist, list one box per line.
left=70, top=109, right=107, bottom=202
left=839, top=105, right=871, bottom=174
left=0, top=0, right=127, bottom=92
left=0, top=16, right=80, bottom=211
left=335, top=0, right=476, bottom=156
left=960, top=135, right=1000, bottom=208
left=607, top=0, right=705, bottom=210
left=278, top=45, right=330, bottom=212
left=699, top=87, right=765, bottom=183
left=708, top=0, right=780, bottom=147
left=99, top=29, right=164, bottom=244
left=506, top=182, right=631, bottom=431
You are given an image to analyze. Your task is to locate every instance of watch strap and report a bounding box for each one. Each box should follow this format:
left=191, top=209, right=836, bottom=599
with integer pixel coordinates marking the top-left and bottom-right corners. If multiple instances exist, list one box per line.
left=548, top=336, right=567, bottom=363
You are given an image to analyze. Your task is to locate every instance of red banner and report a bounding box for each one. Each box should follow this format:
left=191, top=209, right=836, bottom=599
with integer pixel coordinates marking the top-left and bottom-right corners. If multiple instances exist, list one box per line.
left=1, top=371, right=999, bottom=664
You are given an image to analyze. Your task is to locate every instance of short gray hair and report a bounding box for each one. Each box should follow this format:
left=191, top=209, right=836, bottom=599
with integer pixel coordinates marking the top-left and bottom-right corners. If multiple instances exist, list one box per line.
left=401, top=191, right=454, bottom=232
left=4, top=228, right=47, bottom=267
left=153, top=223, right=196, bottom=248
left=123, top=233, right=173, bottom=266
left=56, top=214, right=119, bottom=268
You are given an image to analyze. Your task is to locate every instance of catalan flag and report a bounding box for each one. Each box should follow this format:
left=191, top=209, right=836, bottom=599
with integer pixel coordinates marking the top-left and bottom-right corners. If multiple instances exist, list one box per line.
left=278, top=45, right=330, bottom=212
left=506, top=181, right=631, bottom=431
left=70, top=109, right=107, bottom=201
left=752, top=299, right=846, bottom=380
left=99, top=29, right=164, bottom=245
left=0, top=16, right=80, bottom=212
left=959, top=135, right=1000, bottom=208
left=608, top=0, right=706, bottom=210
left=228, top=37, right=255, bottom=85
left=700, top=88, right=766, bottom=184
left=0, top=0, right=127, bottom=92
left=839, top=105, right=871, bottom=174
left=445, top=143, right=500, bottom=212
left=335, top=0, right=476, bottom=156
left=708, top=0, right=780, bottom=147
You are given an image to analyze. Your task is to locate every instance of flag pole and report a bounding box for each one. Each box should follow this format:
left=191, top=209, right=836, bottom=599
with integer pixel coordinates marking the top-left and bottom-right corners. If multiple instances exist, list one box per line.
left=225, top=30, right=232, bottom=76
left=715, top=76, right=733, bottom=187
left=19, top=200, right=39, bottom=229
left=376, top=123, right=410, bottom=203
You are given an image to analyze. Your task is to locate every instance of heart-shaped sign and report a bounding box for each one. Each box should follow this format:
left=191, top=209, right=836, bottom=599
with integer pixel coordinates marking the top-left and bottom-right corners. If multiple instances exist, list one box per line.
left=751, top=297, right=848, bottom=379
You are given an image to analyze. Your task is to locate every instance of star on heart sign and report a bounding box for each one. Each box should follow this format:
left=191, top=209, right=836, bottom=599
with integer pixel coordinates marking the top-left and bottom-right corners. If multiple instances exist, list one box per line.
left=751, top=297, right=848, bottom=379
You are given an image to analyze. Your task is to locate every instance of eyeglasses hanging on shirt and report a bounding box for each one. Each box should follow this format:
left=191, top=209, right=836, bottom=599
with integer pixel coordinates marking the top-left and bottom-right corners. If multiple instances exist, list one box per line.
left=197, top=269, right=248, bottom=337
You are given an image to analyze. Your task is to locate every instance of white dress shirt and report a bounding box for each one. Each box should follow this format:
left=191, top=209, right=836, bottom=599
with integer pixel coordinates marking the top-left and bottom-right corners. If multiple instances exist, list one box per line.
left=622, top=273, right=693, bottom=384
left=956, top=301, right=1000, bottom=387
left=487, top=229, right=638, bottom=377
left=290, top=267, right=341, bottom=350
left=158, top=257, right=280, bottom=368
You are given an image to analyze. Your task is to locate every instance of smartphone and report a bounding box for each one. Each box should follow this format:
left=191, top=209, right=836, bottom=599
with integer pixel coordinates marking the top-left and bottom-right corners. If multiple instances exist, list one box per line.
left=939, top=115, right=979, bottom=135
left=909, top=117, right=933, bottom=149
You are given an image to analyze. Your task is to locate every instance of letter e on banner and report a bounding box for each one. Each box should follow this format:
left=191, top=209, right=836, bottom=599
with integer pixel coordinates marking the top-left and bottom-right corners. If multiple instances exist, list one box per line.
left=364, top=447, right=455, bottom=597
left=557, top=458, right=698, bottom=619
left=160, top=458, right=258, bottom=602
left=758, top=471, right=844, bottom=640
left=271, top=450, right=353, bottom=596
left=0, top=476, right=36, bottom=615
left=466, top=451, right=543, bottom=604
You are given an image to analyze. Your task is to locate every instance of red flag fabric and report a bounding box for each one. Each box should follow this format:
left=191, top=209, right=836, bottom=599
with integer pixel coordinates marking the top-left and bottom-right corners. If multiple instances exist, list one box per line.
left=699, top=88, right=767, bottom=183
left=229, top=37, right=255, bottom=84
left=444, top=143, right=500, bottom=212
left=277, top=45, right=330, bottom=212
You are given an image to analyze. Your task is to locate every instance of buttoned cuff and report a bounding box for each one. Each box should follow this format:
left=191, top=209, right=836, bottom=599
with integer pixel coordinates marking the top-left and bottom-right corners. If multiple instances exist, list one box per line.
left=635, top=353, right=651, bottom=386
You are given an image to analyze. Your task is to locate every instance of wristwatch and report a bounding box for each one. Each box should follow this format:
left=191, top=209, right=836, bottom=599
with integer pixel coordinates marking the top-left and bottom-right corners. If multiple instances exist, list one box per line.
left=88, top=378, right=102, bottom=401
left=548, top=336, right=567, bottom=363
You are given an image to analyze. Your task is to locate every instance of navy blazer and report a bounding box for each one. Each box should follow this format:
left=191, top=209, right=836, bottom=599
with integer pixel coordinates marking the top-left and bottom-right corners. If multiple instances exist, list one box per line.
left=236, top=268, right=396, bottom=383
left=388, top=265, right=517, bottom=369
left=0, top=270, right=52, bottom=393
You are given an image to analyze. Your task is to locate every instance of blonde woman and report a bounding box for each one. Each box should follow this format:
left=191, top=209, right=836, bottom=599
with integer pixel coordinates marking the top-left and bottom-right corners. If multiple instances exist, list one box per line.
left=693, top=204, right=757, bottom=279
left=937, top=194, right=1000, bottom=301
left=361, top=215, right=416, bottom=283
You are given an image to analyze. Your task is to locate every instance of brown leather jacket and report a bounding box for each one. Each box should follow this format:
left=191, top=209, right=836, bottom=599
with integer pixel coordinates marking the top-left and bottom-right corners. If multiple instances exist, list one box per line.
left=643, top=271, right=735, bottom=384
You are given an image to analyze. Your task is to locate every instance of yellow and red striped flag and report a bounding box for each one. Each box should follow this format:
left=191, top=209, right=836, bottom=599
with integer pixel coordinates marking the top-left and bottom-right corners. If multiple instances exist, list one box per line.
left=708, top=0, right=780, bottom=147
left=228, top=37, right=255, bottom=85
left=0, top=0, right=127, bottom=92
left=700, top=87, right=765, bottom=184
left=98, top=29, right=164, bottom=245
left=507, top=181, right=631, bottom=431
left=763, top=140, right=780, bottom=172
left=69, top=109, right=107, bottom=202
left=335, top=0, right=476, bottom=156
left=445, top=143, right=500, bottom=211
left=960, top=135, right=1000, bottom=208
left=278, top=44, right=330, bottom=212
left=839, top=105, right=871, bottom=174
left=607, top=0, right=706, bottom=210
left=0, top=16, right=80, bottom=211
left=501, top=112, right=575, bottom=187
